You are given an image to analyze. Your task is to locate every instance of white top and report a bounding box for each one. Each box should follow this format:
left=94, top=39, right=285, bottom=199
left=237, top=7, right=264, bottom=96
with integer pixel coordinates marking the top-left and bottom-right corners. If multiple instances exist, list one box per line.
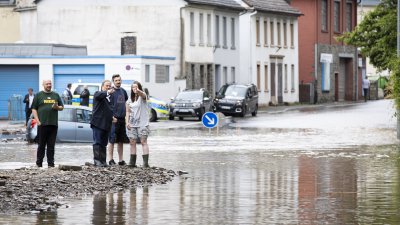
left=362, top=78, right=370, bottom=89
left=127, top=95, right=149, bottom=127
left=28, top=94, right=34, bottom=108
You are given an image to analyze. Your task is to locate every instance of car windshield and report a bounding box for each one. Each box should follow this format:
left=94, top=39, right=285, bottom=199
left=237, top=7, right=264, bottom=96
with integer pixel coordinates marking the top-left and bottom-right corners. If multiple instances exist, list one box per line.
left=223, top=86, right=247, bottom=97
left=175, top=91, right=202, bottom=100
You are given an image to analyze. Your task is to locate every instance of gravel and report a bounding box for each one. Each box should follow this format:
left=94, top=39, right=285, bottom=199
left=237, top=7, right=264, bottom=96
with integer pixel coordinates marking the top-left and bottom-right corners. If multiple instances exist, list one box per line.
left=0, top=165, right=176, bottom=214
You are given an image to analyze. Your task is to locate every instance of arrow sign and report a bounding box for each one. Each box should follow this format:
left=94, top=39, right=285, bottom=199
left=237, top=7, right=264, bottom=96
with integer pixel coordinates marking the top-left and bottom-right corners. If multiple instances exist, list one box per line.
left=202, top=112, right=218, bottom=129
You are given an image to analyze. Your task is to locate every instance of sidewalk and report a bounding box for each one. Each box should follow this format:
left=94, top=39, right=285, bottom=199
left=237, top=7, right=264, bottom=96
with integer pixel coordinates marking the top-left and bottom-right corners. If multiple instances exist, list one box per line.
left=0, top=101, right=366, bottom=135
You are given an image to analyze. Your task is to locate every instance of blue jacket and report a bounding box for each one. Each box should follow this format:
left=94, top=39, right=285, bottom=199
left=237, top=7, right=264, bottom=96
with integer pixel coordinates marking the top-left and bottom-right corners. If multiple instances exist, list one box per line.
left=90, top=90, right=113, bottom=131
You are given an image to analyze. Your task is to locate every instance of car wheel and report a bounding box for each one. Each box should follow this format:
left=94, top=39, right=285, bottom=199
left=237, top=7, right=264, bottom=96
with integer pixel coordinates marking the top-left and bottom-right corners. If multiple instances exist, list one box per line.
left=240, top=107, right=246, bottom=117
left=251, top=105, right=258, bottom=117
left=179, top=117, right=184, bottom=121
left=149, top=109, right=157, bottom=122
left=169, top=115, right=174, bottom=120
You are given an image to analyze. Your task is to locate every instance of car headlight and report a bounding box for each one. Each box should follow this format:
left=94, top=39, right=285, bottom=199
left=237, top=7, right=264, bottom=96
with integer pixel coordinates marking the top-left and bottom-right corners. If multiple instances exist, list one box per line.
left=192, top=102, right=201, bottom=108
left=236, top=100, right=243, bottom=106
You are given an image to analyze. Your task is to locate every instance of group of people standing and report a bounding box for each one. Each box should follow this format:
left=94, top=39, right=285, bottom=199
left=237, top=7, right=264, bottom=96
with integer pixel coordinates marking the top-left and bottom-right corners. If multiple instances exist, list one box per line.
left=26, top=74, right=151, bottom=168
left=91, top=74, right=151, bottom=168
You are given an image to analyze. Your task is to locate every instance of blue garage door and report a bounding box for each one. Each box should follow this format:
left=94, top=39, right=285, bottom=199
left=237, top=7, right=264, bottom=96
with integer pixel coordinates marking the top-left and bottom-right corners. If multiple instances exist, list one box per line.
left=0, top=65, right=39, bottom=118
left=54, top=64, right=104, bottom=96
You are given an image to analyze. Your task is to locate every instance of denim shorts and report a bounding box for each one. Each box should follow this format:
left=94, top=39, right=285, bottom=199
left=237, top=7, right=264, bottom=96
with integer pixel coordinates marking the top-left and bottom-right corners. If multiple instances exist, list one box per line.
left=127, top=126, right=150, bottom=140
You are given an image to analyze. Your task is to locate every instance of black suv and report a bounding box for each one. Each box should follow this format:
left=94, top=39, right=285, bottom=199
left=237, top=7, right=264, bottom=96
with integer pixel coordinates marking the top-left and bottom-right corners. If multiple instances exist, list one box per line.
left=169, top=89, right=213, bottom=120
left=213, top=83, right=258, bottom=117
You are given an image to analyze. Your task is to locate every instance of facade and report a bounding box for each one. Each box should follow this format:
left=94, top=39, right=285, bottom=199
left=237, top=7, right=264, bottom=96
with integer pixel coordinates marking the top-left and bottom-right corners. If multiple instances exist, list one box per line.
left=182, top=0, right=245, bottom=95
left=291, top=0, right=360, bottom=103
left=0, top=54, right=176, bottom=118
left=240, top=0, right=302, bottom=105
left=0, top=0, right=19, bottom=42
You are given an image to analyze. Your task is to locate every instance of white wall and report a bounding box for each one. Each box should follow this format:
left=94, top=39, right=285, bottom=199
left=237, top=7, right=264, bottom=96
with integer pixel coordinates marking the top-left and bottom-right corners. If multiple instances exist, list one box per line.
left=18, top=0, right=186, bottom=79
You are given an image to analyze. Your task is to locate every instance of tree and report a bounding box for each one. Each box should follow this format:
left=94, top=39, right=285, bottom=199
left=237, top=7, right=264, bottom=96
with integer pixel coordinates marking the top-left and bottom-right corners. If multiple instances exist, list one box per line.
left=338, top=0, right=397, bottom=72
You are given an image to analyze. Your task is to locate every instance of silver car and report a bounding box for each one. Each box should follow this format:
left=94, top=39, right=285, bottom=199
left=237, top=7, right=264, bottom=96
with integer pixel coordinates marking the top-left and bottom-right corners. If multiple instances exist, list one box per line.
left=27, top=105, right=93, bottom=143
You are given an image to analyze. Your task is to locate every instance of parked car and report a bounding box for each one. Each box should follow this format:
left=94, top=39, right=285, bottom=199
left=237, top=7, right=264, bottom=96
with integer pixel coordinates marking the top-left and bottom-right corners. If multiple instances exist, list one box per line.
left=27, top=105, right=93, bottom=143
left=169, top=89, right=213, bottom=121
left=213, top=83, right=258, bottom=117
left=70, top=83, right=168, bottom=122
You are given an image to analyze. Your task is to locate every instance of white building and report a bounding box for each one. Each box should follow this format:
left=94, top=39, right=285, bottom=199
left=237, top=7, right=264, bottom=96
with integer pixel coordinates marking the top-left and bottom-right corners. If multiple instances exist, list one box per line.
left=240, top=0, right=301, bottom=105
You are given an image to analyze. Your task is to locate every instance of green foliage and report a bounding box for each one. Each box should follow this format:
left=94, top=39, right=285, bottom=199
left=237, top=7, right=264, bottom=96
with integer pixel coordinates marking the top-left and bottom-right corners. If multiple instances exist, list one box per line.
left=338, top=0, right=397, bottom=72
left=389, top=58, right=400, bottom=109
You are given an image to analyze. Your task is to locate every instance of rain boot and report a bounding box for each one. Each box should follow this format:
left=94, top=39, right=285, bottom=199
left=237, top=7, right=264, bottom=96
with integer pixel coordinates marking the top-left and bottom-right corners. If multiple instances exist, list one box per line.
left=142, top=154, right=149, bottom=168
left=99, top=146, right=109, bottom=167
left=93, top=145, right=102, bottom=167
left=129, top=154, right=137, bottom=168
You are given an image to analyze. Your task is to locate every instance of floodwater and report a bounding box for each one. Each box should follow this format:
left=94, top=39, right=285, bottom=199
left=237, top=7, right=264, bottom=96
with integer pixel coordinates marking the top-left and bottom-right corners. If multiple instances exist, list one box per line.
left=0, top=100, right=399, bottom=224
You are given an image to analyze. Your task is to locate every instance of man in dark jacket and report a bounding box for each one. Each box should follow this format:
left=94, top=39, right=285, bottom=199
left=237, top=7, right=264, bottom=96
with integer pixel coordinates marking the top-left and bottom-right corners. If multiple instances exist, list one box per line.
left=80, top=85, right=90, bottom=106
left=23, top=88, right=34, bottom=126
left=90, top=80, right=115, bottom=167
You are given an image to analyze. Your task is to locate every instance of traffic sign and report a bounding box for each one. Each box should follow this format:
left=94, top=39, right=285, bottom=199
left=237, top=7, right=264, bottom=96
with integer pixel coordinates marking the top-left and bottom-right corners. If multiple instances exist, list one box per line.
left=202, top=112, right=218, bottom=128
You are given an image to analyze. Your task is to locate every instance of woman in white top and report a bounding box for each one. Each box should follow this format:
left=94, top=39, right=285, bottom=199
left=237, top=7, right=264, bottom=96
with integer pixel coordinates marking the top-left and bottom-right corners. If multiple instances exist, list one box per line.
left=125, top=81, right=150, bottom=168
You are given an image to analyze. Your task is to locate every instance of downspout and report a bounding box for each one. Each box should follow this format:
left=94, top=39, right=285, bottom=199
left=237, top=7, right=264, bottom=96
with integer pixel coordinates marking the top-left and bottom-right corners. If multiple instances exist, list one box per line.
left=248, top=9, right=257, bottom=84
left=314, top=1, right=319, bottom=103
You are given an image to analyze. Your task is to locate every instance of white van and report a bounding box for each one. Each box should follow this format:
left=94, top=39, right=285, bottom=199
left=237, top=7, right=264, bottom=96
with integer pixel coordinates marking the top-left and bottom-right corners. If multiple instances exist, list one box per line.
left=70, top=83, right=168, bottom=122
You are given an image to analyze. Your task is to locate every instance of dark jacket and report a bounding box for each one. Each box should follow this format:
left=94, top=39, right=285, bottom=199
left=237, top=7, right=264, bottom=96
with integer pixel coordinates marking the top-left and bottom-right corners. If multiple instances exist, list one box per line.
left=90, top=90, right=113, bottom=131
left=80, top=88, right=90, bottom=106
left=23, top=93, right=35, bottom=111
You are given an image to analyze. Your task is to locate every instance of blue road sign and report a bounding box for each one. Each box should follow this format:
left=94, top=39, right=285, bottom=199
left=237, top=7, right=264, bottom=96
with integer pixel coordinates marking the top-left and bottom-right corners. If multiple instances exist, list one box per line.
left=202, top=112, right=218, bottom=128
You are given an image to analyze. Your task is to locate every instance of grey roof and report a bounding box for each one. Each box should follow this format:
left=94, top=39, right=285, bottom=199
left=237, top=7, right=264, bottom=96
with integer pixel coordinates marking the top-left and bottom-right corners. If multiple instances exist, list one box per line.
left=184, top=0, right=245, bottom=11
left=244, top=0, right=302, bottom=16
left=0, top=44, right=87, bottom=56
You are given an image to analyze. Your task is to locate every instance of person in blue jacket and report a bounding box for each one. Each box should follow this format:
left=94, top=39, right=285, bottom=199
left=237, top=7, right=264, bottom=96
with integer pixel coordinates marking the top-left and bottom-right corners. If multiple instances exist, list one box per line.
left=90, top=80, right=115, bottom=167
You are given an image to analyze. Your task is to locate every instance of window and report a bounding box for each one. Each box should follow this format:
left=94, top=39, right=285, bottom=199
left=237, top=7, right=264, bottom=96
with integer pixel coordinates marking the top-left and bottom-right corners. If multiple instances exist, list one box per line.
left=264, top=20, right=268, bottom=46
left=334, top=1, right=340, bottom=33
left=190, top=12, right=195, bottom=45
left=346, top=2, right=352, bottom=32
left=215, top=15, right=220, bottom=47
left=59, top=109, right=74, bottom=122
left=231, top=67, right=236, bottom=83
left=291, top=64, right=295, bottom=92
left=277, top=22, right=281, bottom=47
left=199, top=13, right=204, bottom=45
left=284, top=64, right=288, bottom=91
left=256, top=18, right=260, bottom=45
left=231, top=18, right=235, bottom=49
left=257, top=64, right=261, bottom=89
left=0, top=0, right=15, bottom=5
left=155, top=65, right=169, bottom=83
left=264, top=65, right=269, bottom=91
left=290, top=22, right=294, bottom=47
left=145, top=65, right=150, bottom=82
left=270, top=21, right=274, bottom=46
left=76, top=109, right=92, bottom=123
left=207, top=14, right=212, bottom=46
left=321, top=0, right=328, bottom=31
left=283, top=22, right=287, bottom=47
left=223, top=16, right=227, bottom=48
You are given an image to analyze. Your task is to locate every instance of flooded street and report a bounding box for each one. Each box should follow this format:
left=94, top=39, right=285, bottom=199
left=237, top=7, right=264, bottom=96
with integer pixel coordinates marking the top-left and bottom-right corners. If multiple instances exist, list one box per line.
left=1, top=100, right=399, bottom=224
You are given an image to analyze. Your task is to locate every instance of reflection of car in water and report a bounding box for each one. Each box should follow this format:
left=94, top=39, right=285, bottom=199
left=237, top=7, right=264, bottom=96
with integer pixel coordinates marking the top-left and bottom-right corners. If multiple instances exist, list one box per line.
left=27, top=105, right=93, bottom=143
left=70, top=83, right=168, bottom=122
left=168, top=89, right=213, bottom=121
left=213, top=83, right=258, bottom=117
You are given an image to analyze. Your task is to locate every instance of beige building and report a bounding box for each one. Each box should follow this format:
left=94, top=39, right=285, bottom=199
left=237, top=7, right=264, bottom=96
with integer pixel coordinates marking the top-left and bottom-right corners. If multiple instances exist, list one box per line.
left=0, top=1, right=20, bottom=43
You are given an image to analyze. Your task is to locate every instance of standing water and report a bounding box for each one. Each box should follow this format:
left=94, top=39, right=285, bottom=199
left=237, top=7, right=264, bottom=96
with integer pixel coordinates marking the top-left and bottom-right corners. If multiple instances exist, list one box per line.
left=0, top=100, right=399, bottom=224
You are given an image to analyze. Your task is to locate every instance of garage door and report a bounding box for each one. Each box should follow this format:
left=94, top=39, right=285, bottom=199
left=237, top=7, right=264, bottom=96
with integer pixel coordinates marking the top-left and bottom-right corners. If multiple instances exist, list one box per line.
left=54, top=64, right=104, bottom=96
left=0, top=65, right=39, bottom=119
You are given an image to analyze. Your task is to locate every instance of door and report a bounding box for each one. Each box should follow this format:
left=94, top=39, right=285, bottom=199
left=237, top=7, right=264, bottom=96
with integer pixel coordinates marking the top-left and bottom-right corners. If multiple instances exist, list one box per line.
left=0, top=65, right=39, bottom=118
left=75, top=108, right=92, bottom=142
left=270, top=62, right=276, bottom=101
left=277, top=63, right=283, bottom=104
left=335, top=73, right=339, bottom=101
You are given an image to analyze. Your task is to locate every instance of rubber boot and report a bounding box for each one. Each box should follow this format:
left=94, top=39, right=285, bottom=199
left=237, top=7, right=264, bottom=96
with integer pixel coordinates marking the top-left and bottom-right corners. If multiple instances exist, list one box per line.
left=129, top=154, right=137, bottom=168
left=142, top=154, right=150, bottom=168
left=99, top=146, right=109, bottom=167
left=93, top=145, right=102, bottom=167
